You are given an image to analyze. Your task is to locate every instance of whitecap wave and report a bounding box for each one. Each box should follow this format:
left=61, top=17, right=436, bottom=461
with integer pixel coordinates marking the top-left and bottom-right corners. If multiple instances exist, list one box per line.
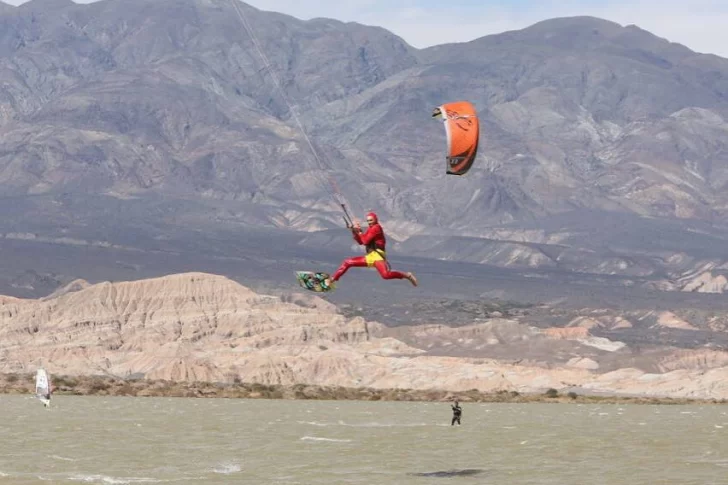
left=300, top=436, right=352, bottom=443
left=49, top=455, right=77, bottom=462
left=69, top=474, right=160, bottom=484
left=297, top=420, right=437, bottom=428
left=212, top=464, right=241, bottom=474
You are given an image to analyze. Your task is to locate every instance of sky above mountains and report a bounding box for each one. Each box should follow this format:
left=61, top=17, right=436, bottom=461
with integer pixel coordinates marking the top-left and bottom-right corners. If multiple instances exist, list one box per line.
left=3, top=0, right=726, bottom=58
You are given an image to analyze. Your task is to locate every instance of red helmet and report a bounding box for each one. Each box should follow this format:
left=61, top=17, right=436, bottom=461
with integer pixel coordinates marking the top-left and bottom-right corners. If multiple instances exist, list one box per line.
left=366, top=212, right=378, bottom=223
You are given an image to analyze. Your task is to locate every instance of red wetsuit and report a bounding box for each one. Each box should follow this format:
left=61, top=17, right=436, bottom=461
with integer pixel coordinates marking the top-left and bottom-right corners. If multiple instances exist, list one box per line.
left=331, top=213, right=408, bottom=282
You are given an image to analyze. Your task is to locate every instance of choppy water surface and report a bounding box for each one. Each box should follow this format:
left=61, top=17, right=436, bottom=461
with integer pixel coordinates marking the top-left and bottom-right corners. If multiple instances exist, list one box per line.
left=1, top=396, right=727, bottom=484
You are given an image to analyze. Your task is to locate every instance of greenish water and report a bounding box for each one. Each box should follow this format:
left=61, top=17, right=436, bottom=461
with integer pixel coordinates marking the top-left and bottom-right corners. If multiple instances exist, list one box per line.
left=1, top=396, right=727, bottom=484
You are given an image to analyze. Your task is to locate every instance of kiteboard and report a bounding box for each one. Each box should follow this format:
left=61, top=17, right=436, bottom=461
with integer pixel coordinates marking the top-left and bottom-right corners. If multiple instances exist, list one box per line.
left=295, top=271, right=335, bottom=293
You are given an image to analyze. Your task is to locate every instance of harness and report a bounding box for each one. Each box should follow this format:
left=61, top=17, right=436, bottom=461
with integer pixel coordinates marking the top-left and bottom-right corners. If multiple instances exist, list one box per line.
left=366, top=245, right=387, bottom=258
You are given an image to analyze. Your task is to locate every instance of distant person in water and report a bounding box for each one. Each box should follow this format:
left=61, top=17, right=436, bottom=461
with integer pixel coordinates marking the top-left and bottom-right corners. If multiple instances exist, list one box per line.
left=451, top=400, right=462, bottom=426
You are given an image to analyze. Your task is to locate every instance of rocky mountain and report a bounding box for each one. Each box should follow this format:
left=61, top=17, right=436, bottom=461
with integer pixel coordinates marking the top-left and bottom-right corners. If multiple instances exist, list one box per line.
left=0, top=0, right=727, bottom=306
left=3, top=272, right=728, bottom=399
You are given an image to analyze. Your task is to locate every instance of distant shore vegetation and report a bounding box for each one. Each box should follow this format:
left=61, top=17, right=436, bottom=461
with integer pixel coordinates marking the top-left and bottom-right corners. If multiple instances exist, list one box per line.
left=1, top=373, right=723, bottom=405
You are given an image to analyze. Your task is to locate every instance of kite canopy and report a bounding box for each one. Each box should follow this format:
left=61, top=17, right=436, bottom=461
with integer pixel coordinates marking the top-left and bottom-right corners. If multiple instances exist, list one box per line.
left=432, top=101, right=479, bottom=176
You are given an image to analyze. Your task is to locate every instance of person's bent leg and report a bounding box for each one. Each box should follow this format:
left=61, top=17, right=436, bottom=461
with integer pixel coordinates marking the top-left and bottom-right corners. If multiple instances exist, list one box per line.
left=330, top=256, right=368, bottom=282
left=373, top=261, right=418, bottom=286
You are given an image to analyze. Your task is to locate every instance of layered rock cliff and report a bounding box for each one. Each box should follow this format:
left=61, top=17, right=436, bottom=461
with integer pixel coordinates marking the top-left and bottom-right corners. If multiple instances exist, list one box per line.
left=2, top=272, right=728, bottom=399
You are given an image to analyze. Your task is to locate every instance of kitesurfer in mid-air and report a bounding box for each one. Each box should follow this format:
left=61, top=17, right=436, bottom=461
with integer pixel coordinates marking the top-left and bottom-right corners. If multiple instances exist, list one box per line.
left=324, top=212, right=418, bottom=288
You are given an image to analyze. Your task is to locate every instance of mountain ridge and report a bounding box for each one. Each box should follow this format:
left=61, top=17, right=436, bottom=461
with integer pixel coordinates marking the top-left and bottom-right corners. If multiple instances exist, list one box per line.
left=0, top=1, right=726, bottom=307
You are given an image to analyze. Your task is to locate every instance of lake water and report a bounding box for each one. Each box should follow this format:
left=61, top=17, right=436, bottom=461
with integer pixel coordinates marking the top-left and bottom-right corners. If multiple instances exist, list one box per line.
left=1, top=396, right=727, bottom=484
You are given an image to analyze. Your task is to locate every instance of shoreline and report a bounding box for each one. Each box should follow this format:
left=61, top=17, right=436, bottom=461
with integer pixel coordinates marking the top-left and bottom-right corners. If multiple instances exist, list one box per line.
left=3, top=373, right=724, bottom=405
